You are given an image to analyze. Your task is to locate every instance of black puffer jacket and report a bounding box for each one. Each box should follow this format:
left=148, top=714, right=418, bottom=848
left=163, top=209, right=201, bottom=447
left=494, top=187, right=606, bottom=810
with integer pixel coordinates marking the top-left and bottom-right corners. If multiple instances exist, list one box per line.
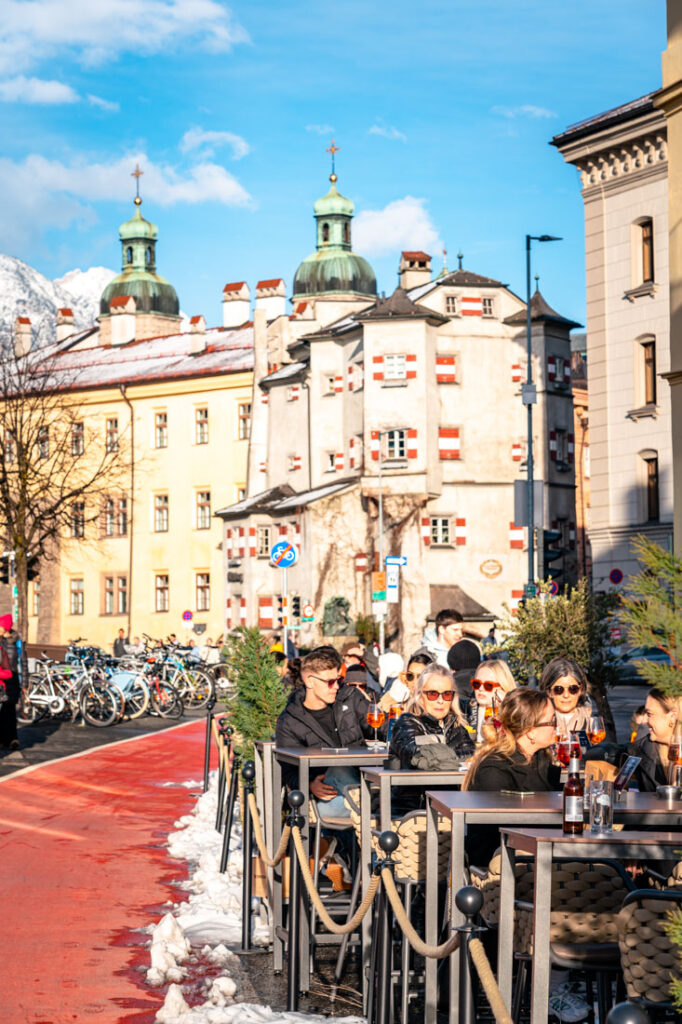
left=388, top=711, right=475, bottom=815
left=629, top=732, right=667, bottom=792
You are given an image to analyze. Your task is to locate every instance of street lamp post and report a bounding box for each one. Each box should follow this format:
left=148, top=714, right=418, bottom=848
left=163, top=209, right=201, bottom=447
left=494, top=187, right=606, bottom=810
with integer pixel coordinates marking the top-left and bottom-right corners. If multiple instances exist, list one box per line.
left=524, top=234, right=561, bottom=589
left=377, top=433, right=385, bottom=652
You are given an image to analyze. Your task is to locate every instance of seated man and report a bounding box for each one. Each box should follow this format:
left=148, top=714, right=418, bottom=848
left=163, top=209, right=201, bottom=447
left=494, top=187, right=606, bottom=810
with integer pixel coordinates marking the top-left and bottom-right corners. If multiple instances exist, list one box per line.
left=275, top=646, right=373, bottom=816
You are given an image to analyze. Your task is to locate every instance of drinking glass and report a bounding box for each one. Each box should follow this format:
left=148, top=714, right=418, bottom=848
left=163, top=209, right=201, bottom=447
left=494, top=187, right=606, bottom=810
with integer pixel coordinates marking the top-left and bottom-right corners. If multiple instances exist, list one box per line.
left=570, top=731, right=582, bottom=760
left=555, top=734, right=571, bottom=768
left=668, top=720, right=682, bottom=768
left=588, top=779, right=614, bottom=833
left=588, top=715, right=606, bottom=746
left=366, top=703, right=385, bottom=750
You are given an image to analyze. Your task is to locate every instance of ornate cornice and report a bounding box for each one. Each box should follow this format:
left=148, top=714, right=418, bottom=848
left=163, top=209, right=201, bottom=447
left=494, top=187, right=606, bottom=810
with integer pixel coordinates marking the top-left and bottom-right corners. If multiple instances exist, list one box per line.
left=576, top=134, right=667, bottom=188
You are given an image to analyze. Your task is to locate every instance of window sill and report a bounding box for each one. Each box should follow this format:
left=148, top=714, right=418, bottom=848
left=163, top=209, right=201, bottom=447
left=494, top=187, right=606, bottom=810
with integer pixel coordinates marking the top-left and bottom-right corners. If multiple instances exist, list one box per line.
left=623, top=281, right=657, bottom=302
left=381, top=379, right=408, bottom=388
left=627, top=404, right=658, bottom=421
left=382, top=458, right=408, bottom=468
left=430, top=543, right=454, bottom=549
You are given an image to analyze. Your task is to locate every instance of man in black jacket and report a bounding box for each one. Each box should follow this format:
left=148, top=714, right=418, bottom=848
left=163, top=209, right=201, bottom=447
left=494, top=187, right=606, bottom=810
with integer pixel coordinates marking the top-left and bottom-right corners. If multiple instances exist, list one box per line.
left=275, top=647, right=372, bottom=815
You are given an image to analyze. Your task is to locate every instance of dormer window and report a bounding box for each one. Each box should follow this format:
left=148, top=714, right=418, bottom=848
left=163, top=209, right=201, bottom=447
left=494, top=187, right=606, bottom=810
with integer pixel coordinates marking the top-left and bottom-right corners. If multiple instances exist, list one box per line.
left=445, top=295, right=457, bottom=314
left=322, top=222, right=330, bottom=243
left=146, top=246, right=152, bottom=266
left=126, top=246, right=133, bottom=264
left=343, top=222, right=350, bottom=244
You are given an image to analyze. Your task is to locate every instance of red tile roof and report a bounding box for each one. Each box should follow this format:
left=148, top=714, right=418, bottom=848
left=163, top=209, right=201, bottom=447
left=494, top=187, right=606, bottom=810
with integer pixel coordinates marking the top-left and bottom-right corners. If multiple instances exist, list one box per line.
left=58, top=308, right=74, bottom=317
left=190, top=315, right=204, bottom=324
left=402, top=250, right=430, bottom=261
left=16, top=316, right=31, bottom=324
left=294, top=302, right=308, bottom=314
left=223, top=281, right=247, bottom=293
left=109, top=295, right=133, bottom=308
left=256, top=278, right=284, bottom=290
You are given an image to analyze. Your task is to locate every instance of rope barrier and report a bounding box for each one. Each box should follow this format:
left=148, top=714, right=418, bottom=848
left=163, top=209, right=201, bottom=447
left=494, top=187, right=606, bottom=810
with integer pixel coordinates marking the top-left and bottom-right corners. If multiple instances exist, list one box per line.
left=380, top=867, right=460, bottom=959
left=469, top=937, right=513, bottom=1024
left=247, top=791, right=291, bottom=867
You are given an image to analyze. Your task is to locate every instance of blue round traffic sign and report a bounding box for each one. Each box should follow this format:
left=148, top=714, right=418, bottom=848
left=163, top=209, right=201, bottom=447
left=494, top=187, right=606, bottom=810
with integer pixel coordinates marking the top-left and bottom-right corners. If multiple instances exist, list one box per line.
left=609, top=568, right=623, bottom=585
left=548, top=580, right=559, bottom=596
left=270, top=541, right=299, bottom=567
left=182, top=609, right=193, bottom=622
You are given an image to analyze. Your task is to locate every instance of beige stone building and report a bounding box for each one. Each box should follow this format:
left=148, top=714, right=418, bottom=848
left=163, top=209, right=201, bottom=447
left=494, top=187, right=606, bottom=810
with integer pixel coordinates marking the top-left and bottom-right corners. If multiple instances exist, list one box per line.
left=553, top=96, right=673, bottom=591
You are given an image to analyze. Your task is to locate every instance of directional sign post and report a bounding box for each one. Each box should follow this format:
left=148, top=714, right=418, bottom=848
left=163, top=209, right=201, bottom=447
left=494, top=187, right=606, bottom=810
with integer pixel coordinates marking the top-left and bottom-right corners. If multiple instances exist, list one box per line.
left=270, top=541, right=299, bottom=654
left=386, top=564, right=400, bottom=604
left=385, top=555, right=407, bottom=567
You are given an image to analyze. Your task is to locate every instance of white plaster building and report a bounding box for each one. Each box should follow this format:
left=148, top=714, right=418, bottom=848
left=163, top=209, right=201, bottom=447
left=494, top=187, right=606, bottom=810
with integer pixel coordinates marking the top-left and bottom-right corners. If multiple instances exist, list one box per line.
left=553, top=95, right=673, bottom=591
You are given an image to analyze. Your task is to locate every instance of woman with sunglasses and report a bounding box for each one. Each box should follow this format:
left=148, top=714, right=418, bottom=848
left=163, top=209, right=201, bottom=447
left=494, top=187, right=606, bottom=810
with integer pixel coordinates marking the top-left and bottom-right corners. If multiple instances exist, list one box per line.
left=466, top=659, right=517, bottom=743
left=539, top=657, right=593, bottom=736
left=379, top=651, right=433, bottom=713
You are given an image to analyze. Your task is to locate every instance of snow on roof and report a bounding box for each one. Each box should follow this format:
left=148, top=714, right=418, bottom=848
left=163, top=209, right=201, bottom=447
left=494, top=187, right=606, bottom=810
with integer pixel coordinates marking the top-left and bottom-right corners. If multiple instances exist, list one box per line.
left=260, top=361, right=307, bottom=387
left=274, top=478, right=358, bottom=509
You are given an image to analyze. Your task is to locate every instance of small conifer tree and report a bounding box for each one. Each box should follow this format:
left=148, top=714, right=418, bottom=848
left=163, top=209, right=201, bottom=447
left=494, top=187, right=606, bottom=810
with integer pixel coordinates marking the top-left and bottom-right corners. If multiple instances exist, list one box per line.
left=223, top=627, right=289, bottom=760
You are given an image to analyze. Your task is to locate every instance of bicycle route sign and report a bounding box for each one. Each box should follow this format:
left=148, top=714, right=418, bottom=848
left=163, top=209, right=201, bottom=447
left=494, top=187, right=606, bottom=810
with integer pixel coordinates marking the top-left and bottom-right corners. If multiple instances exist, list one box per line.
left=270, top=540, right=299, bottom=568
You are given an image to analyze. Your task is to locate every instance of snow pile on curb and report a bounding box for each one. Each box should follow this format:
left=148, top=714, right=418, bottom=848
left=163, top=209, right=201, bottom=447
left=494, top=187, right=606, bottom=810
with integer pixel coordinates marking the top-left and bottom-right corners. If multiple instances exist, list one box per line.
left=157, top=985, right=362, bottom=1024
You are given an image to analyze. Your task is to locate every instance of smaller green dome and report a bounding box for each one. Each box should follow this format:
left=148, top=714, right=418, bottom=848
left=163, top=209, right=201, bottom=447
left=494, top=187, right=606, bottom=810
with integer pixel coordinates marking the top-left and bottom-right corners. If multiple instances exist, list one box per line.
left=313, top=182, right=354, bottom=219
left=119, top=200, right=158, bottom=242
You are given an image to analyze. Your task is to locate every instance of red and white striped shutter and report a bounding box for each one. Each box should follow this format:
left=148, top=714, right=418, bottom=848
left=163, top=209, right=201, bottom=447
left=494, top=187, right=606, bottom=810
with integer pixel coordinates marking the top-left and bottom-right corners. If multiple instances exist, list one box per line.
left=347, top=364, right=354, bottom=391
left=549, top=431, right=557, bottom=461
left=509, top=522, right=524, bottom=549
left=421, top=516, right=431, bottom=546
left=510, top=589, right=524, bottom=615
left=261, top=391, right=269, bottom=405
left=370, top=430, right=380, bottom=461
left=406, top=353, right=417, bottom=379
left=226, top=597, right=232, bottom=628
left=294, top=521, right=301, bottom=546
left=436, top=354, right=456, bottom=383
left=455, top=518, right=467, bottom=546
left=355, top=552, right=368, bottom=573
left=512, top=442, right=522, bottom=462
left=438, top=427, right=460, bottom=460
left=240, top=596, right=247, bottom=626
left=248, top=526, right=256, bottom=557
left=258, top=596, right=273, bottom=629
left=259, top=460, right=267, bottom=473
left=564, top=361, right=571, bottom=385
left=349, top=436, right=355, bottom=469
left=569, top=522, right=576, bottom=547
left=335, top=452, right=344, bottom=470
left=372, top=355, right=384, bottom=381
left=511, top=363, right=523, bottom=383
left=567, top=433, right=575, bottom=464
left=238, top=527, right=245, bottom=558
left=288, top=385, right=300, bottom=402
left=334, top=375, right=343, bottom=394
left=407, top=429, right=418, bottom=459
left=460, top=296, right=482, bottom=317
left=226, top=528, right=233, bottom=558
left=547, top=357, right=557, bottom=381
left=278, top=524, right=287, bottom=538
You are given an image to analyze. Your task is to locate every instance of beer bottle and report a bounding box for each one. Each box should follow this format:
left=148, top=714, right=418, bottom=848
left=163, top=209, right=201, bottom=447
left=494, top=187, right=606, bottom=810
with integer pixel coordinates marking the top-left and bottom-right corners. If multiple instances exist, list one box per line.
left=562, top=756, right=584, bottom=835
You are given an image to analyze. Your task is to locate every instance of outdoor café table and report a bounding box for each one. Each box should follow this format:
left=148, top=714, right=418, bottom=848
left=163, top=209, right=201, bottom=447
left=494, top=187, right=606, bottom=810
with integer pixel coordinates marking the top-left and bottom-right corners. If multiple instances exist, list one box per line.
left=358, top=766, right=465, bottom=1012
left=498, top=826, right=682, bottom=1024
left=271, top=745, right=386, bottom=989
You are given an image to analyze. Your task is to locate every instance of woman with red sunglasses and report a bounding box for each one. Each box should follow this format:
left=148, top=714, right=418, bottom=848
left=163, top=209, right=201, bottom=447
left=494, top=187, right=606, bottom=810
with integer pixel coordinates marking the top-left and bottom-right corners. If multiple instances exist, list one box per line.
left=466, top=659, right=517, bottom=743
left=539, top=657, right=594, bottom=736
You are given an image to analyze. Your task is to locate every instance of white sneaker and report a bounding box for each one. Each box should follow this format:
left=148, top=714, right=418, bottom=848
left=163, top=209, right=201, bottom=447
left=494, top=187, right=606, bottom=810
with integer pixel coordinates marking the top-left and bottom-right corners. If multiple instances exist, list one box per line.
left=548, top=984, right=591, bottom=1023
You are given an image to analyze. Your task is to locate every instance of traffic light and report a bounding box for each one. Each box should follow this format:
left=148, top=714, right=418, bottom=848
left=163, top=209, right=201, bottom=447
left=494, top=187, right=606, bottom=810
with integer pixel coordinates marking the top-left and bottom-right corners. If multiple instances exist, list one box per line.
left=0, top=555, right=9, bottom=585
left=27, top=555, right=39, bottom=582
left=276, top=594, right=284, bottom=625
left=543, top=529, right=563, bottom=580
left=291, top=595, right=301, bottom=620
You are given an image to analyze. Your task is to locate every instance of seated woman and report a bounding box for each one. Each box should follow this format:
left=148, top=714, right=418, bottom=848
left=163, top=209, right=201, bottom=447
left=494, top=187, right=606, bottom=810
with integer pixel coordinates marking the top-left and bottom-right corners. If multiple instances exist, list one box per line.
left=630, top=687, right=682, bottom=791
left=539, top=656, right=594, bottom=736
left=463, top=688, right=561, bottom=867
left=388, top=664, right=475, bottom=815
left=466, top=659, right=517, bottom=743
left=379, top=651, right=433, bottom=713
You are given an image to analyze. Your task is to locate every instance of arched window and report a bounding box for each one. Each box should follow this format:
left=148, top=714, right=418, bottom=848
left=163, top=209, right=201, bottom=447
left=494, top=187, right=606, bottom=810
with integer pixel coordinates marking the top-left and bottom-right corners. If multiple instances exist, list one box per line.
left=146, top=246, right=152, bottom=265
left=638, top=448, right=659, bottom=522
left=322, top=222, right=330, bottom=243
left=634, top=334, right=657, bottom=407
left=126, top=246, right=133, bottom=264
left=343, top=222, right=350, bottom=244
left=632, top=217, right=654, bottom=285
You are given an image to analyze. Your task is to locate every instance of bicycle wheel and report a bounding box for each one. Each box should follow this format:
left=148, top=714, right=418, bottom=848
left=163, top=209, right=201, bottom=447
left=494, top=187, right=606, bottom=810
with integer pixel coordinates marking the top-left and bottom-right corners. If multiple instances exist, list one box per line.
left=150, top=680, right=184, bottom=719
left=79, top=683, right=118, bottom=727
left=17, top=682, right=49, bottom=724
left=108, top=683, right=126, bottom=722
left=179, top=667, right=214, bottom=709
left=124, top=676, right=150, bottom=719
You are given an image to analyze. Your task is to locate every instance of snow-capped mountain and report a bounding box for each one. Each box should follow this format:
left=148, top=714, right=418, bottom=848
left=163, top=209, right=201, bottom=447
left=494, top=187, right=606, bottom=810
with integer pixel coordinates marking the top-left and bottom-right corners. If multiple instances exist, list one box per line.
left=0, top=255, right=116, bottom=348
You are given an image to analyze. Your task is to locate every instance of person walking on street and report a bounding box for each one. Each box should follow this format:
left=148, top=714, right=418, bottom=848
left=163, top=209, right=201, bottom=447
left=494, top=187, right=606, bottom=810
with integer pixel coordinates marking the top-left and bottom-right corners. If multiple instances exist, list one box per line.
left=0, top=613, right=20, bottom=750
left=113, top=628, right=128, bottom=659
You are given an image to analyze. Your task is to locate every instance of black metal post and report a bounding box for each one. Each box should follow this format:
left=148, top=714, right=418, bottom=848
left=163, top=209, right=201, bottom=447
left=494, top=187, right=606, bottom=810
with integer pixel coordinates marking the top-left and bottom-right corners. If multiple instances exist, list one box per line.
left=241, top=760, right=256, bottom=952
left=202, top=694, right=217, bottom=792
left=214, top=720, right=232, bottom=831
left=286, top=789, right=305, bottom=1012
left=606, top=1003, right=651, bottom=1024
left=219, top=751, right=240, bottom=873
left=374, top=831, right=399, bottom=1024
left=455, top=886, right=484, bottom=1024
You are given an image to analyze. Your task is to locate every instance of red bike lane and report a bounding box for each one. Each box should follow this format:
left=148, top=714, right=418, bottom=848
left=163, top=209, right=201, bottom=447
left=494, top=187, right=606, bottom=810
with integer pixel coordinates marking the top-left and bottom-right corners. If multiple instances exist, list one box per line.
left=2, top=718, right=213, bottom=1024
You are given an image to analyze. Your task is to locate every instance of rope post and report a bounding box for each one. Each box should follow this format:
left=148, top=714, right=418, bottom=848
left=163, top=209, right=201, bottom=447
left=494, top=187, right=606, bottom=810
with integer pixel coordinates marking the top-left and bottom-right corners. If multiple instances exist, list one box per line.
left=374, top=830, right=399, bottom=1024
left=202, top=694, right=217, bottom=792
left=219, top=747, right=240, bottom=873
left=455, top=885, right=483, bottom=1024
left=215, top=721, right=233, bottom=832
left=606, top=1004, right=651, bottom=1024
left=286, top=790, right=305, bottom=1012
left=240, top=760, right=256, bottom=952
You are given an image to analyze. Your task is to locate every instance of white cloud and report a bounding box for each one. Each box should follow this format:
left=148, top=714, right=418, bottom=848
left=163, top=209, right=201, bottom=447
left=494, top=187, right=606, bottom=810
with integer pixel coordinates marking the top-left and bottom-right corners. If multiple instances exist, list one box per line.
left=305, top=124, right=334, bottom=135
left=368, top=121, right=407, bottom=142
left=354, top=196, right=441, bottom=258
left=180, top=127, right=250, bottom=160
left=88, top=94, right=119, bottom=112
left=492, top=104, right=556, bottom=119
left=0, top=75, right=78, bottom=103
left=0, top=0, right=248, bottom=75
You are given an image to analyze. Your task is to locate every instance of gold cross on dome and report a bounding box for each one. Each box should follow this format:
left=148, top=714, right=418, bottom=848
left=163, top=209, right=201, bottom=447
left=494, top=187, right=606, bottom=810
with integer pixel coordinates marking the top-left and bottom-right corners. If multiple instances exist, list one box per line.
left=326, top=139, right=340, bottom=181
left=131, top=163, right=144, bottom=203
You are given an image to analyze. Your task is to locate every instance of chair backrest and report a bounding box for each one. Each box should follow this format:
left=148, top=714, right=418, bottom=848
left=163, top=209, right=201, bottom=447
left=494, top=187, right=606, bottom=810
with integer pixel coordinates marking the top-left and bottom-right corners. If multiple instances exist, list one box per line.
left=618, top=888, right=682, bottom=1007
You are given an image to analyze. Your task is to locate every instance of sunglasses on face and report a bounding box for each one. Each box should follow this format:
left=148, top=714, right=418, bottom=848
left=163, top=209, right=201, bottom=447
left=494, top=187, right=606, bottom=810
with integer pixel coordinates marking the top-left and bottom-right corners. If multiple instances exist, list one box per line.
left=551, top=684, right=581, bottom=697
left=471, top=679, right=500, bottom=693
left=309, top=674, right=342, bottom=687
left=423, top=689, right=455, bottom=702
left=535, top=717, right=558, bottom=729
left=405, top=671, right=421, bottom=682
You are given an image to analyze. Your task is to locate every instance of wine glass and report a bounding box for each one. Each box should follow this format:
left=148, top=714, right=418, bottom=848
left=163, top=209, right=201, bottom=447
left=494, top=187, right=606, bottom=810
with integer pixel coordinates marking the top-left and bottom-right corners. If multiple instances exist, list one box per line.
left=366, top=702, right=385, bottom=750
left=555, top=734, right=571, bottom=768
left=668, top=720, right=682, bottom=767
left=569, top=731, right=582, bottom=761
left=588, top=715, right=606, bottom=746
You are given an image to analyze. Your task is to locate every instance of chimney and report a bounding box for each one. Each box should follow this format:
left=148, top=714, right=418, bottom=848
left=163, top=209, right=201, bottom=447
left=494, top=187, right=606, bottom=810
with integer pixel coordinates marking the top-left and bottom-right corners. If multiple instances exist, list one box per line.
left=14, top=316, right=32, bottom=356
left=109, top=295, right=136, bottom=346
left=189, top=315, right=206, bottom=354
left=222, top=281, right=250, bottom=329
left=56, top=307, right=74, bottom=344
left=255, top=278, right=286, bottom=320
left=399, top=251, right=432, bottom=291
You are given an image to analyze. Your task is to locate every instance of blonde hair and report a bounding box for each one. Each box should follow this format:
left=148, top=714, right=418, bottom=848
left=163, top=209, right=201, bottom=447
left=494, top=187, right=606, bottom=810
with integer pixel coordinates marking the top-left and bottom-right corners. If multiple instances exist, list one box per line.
left=406, top=664, right=466, bottom=726
left=474, top=659, right=518, bottom=744
left=462, top=688, right=553, bottom=790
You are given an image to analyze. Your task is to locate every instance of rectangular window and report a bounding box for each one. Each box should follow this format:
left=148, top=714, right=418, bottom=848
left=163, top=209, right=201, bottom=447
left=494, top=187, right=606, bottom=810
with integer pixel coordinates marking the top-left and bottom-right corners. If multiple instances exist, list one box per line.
left=236, top=485, right=246, bottom=502
left=430, top=516, right=451, bottom=545
left=643, top=340, right=657, bottom=405
left=5, top=431, right=16, bottom=464
left=195, top=407, right=209, bottom=444
left=482, top=296, right=494, bottom=317
left=641, top=219, right=654, bottom=283
left=154, top=494, right=169, bottom=532
left=646, top=456, right=659, bottom=521
left=196, top=572, right=210, bottom=612
left=71, top=422, right=84, bottom=456
left=154, top=411, right=168, bottom=448
left=155, top=574, right=169, bottom=612
left=106, top=417, right=119, bottom=453
left=445, top=295, right=457, bottom=314
left=104, top=498, right=115, bottom=537
left=117, top=576, right=128, bottom=615
left=32, top=580, right=40, bottom=617
left=326, top=375, right=336, bottom=395
left=104, top=575, right=114, bottom=614
left=37, top=426, right=49, bottom=460
left=325, top=451, right=336, bottom=472
left=196, top=490, right=211, bottom=530
left=238, top=402, right=251, bottom=441
left=555, top=429, right=568, bottom=463
left=257, top=525, right=271, bottom=557
left=384, top=429, right=406, bottom=460
left=71, top=501, right=85, bottom=538
left=118, top=497, right=128, bottom=536
left=384, top=354, right=406, bottom=380
left=70, top=578, right=84, bottom=615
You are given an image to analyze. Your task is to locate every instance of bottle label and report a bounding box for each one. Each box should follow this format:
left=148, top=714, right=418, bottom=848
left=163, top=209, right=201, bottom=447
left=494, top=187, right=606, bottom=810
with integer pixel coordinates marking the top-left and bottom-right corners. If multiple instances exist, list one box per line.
left=564, top=796, right=584, bottom=822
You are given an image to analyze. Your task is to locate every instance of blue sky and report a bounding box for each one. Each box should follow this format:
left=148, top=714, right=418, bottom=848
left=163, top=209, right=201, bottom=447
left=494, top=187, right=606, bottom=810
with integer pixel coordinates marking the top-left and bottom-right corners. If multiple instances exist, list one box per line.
left=0, top=1, right=667, bottom=325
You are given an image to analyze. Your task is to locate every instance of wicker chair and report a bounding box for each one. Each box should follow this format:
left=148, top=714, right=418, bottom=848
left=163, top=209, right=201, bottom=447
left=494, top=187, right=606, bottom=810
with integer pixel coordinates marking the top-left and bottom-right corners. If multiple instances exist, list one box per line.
left=617, top=888, right=682, bottom=1019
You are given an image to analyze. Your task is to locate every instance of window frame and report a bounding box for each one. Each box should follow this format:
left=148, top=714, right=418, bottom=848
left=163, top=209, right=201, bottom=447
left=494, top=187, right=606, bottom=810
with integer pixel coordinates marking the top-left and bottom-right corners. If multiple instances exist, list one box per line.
left=642, top=339, right=657, bottom=406
left=429, top=516, right=452, bottom=546
left=69, top=578, right=84, bottom=615
left=117, top=576, right=128, bottom=615
left=70, top=501, right=85, bottom=539
left=256, top=525, right=271, bottom=558
left=71, top=421, right=84, bottom=457
left=481, top=296, right=494, bottom=318
left=383, top=428, right=407, bottom=461
left=196, top=572, right=210, bottom=612
left=154, top=411, right=168, bottom=449
left=106, top=417, right=119, bottom=453
left=154, top=493, right=169, bottom=533
left=641, top=218, right=654, bottom=284
left=104, top=575, right=115, bottom=615
left=196, top=490, right=211, bottom=530
left=445, top=295, right=457, bottom=315
left=37, top=426, right=49, bottom=460
left=237, top=402, right=251, bottom=441
left=383, top=354, right=407, bottom=381
left=195, top=406, right=209, bottom=445
left=154, top=573, right=169, bottom=613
